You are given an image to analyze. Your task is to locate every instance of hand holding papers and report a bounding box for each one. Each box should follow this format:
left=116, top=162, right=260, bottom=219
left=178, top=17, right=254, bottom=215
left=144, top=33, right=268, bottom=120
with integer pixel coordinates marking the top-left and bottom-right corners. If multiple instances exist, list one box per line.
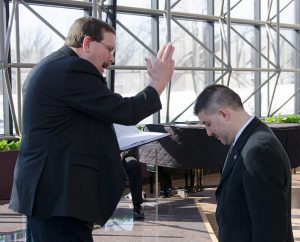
left=113, top=124, right=170, bottom=151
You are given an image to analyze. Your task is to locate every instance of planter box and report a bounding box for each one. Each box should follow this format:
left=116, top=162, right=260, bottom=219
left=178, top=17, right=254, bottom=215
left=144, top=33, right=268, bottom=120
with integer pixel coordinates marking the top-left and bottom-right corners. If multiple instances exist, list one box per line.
left=0, top=150, right=18, bottom=200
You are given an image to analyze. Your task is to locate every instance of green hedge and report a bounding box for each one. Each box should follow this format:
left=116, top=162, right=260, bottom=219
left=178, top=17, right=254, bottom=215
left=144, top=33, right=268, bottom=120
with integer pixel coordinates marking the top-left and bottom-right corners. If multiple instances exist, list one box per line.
left=261, top=114, right=300, bottom=123
left=0, top=138, right=21, bottom=151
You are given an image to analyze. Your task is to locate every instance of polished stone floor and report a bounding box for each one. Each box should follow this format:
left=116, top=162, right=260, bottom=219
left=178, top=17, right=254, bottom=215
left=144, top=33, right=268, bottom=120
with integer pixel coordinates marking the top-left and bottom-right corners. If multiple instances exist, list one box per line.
left=0, top=169, right=299, bottom=241
left=92, top=198, right=215, bottom=242
left=0, top=197, right=215, bottom=242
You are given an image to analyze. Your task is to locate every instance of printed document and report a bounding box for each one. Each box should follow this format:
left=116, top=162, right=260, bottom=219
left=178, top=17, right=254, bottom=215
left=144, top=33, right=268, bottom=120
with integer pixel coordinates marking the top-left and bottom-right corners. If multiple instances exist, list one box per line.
left=113, top=124, right=170, bottom=151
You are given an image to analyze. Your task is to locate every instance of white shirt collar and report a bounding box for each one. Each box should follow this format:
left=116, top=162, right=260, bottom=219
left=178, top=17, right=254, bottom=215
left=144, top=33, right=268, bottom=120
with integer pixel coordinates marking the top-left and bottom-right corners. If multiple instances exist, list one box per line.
left=232, top=115, right=255, bottom=147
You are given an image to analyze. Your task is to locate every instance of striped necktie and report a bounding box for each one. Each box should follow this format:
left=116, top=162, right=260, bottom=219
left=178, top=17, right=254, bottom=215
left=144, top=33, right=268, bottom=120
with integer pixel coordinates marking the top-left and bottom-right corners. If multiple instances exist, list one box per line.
left=222, top=145, right=234, bottom=172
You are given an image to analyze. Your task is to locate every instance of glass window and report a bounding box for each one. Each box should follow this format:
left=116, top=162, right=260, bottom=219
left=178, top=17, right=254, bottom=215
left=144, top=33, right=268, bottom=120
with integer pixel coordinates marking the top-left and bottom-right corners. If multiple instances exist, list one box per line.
left=114, top=70, right=148, bottom=96
left=162, top=71, right=206, bottom=123
left=114, top=70, right=152, bottom=124
left=261, top=72, right=295, bottom=116
left=161, top=0, right=207, bottom=14
left=10, top=5, right=84, bottom=63
left=2, top=0, right=300, bottom=135
left=231, top=25, right=255, bottom=69
left=280, top=0, right=295, bottom=24
left=117, top=0, right=151, bottom=8
left=159, top=19, right=211, bottom=68
left=261, top=0, right=294, bottom=24
left=261, top=26, right=277, bottom=69
left=280, top=29, right=295, bottom=69
left=115, top=14, right=152, bottom=66
left=228, top=72, right=256, bottom=114
left=230, top=0, right=254, bottom=20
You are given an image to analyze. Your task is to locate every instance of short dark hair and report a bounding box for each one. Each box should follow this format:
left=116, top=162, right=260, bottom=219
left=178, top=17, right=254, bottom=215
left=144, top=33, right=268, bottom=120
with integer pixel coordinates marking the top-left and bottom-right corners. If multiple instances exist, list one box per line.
left=194, top=84, right=243, bottom=115
left=65, top=17, right=116, bottom=48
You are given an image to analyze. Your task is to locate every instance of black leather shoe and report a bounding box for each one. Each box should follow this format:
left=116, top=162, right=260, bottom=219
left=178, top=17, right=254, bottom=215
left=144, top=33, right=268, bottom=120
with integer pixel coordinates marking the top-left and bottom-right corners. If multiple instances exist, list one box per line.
left=133, top=204, right=145, bottom=220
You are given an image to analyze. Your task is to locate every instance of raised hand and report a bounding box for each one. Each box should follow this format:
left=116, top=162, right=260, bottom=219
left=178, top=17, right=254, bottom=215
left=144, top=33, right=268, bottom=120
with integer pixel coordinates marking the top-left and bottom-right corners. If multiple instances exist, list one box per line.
left=146, top=43, right=175, bottom=95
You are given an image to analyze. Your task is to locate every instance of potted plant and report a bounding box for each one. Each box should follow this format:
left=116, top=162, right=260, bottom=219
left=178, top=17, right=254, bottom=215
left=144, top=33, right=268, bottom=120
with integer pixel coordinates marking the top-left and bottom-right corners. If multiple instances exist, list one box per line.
left=0, top=137, right=21, bottom=200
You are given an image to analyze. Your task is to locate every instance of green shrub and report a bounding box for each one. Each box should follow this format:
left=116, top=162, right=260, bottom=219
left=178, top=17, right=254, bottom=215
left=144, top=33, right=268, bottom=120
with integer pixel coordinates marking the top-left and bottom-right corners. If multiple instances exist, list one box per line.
left=262, top=114, right=300, bottom=123
left=0, top=138, right=21, bottom=151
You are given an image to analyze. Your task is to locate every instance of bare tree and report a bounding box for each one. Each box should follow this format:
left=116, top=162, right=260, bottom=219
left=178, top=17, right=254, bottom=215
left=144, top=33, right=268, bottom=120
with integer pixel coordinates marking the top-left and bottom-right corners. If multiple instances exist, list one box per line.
left=18, top=28, right=53, bottom=63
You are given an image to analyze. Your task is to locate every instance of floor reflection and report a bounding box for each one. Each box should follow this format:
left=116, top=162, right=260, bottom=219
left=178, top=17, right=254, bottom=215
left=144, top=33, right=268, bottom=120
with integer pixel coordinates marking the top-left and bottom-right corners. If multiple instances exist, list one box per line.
left=0, top=198, right=209, bottom=242
left=93, top=198, right=212, bottom=242
left=104, top=212, right=134, bottom=232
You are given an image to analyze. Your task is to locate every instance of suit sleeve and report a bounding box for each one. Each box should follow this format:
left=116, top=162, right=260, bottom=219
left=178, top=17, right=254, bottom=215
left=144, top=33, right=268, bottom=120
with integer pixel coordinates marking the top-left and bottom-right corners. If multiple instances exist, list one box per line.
left=62, top=59, right=161, bottom=125
left=242, top=134, right=290, bottom=242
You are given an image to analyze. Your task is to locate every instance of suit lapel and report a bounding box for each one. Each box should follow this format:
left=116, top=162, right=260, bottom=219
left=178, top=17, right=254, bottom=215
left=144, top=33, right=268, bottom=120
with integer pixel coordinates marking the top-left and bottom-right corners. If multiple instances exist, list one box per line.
left=217, top=117, right=263, bottom=191
left=220, top=145, right=241, bottom=182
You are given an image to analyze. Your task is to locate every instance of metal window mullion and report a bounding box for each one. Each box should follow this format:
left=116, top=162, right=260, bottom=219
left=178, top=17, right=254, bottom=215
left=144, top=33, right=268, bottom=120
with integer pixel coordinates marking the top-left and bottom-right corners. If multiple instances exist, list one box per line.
left=151, top=0, right=160, bottom=124
left=3, top=0, right=20, bottom=135
left=105, top=0, right=116, bottom=92
left=254, top=0, right=261, bottom=116
left=226, top=0, right=231, bottom=84
left=165, top=0, right=171, bottom=123
left=267, top=73, right=280, bottom=116
left=15, top=0, right=21, bottom=132
left=267, top=0, right=273, bottom=20
left=22, top=0, right=93, bottom=9
left=3, top=68, right=20, bottom=135
left=220, top=5, right=225, bottom=85
left=10, top=62, right=300, bottom=72
left=92, top=0, right=97, bottom=18
left=266, top=0, right=281, bottom=116
left=6, top=1, right=300, bottom=30
left=295, top=0, right=300, bottom=114
left=3, top=0, right=14, bottom=135
left=266, top=0, right=271, bottom=110
left=276, top=0, right=280, bottom=68
left=0, top=0, right=7, bottom=134
left=207, top=0, right=214, bottom=84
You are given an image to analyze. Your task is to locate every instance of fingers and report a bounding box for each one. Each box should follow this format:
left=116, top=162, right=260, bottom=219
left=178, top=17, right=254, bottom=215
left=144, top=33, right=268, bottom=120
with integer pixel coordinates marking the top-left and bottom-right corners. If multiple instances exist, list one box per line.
left=162, top=43, right=174, bottom=62
left=145, top=58, right=152, bottom=76
left=159, top=43, right=174, bottom=62
left=157, top=44, right=167, bottom=60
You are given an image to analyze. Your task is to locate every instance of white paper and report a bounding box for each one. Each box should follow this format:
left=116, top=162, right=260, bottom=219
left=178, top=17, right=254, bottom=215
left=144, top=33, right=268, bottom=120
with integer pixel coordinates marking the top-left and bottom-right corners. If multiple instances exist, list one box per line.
left=113, top=124, right=170, bottom=151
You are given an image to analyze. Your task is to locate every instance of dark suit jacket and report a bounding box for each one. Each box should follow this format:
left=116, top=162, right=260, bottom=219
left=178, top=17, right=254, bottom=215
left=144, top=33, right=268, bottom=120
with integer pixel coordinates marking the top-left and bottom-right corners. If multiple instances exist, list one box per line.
left=9, top=46, right=162, bottom=226
left=215, top=117, right=294, bottom=242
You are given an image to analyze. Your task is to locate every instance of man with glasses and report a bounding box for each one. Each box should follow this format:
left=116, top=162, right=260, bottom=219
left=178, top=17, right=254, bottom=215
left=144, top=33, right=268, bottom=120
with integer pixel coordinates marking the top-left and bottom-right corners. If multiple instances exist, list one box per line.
left=10, top=17, right=175, bottom=241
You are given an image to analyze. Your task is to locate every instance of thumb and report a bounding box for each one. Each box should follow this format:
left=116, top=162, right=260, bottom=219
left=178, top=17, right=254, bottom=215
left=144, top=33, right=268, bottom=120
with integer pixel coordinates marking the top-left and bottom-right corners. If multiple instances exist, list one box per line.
left=145, top=58, right=152, bottom=74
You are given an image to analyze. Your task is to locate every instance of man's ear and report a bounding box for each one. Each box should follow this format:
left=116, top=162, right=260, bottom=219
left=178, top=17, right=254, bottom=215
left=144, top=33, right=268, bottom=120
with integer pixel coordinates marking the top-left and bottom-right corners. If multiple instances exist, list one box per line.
left=82, top=36, right=91, bottom=52
left=218, top=108, right=231, bottom=121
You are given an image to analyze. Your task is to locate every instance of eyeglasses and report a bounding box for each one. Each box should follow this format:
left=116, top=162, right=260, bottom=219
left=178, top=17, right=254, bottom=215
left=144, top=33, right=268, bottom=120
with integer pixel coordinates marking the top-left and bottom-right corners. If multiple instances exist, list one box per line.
left=98, top=42, right=115, bottom=55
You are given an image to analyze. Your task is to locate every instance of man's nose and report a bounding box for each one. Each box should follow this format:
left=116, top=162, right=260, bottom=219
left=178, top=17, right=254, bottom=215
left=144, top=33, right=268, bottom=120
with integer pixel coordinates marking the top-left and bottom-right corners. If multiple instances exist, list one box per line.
left=110, top=53, right=115, bottom=63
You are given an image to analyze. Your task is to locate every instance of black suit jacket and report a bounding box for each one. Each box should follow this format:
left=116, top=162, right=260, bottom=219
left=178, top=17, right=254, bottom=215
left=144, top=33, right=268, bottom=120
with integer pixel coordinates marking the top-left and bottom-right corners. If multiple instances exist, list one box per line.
left=215, top=117, right=294, bottom=242
left=9, top=46, right=162, bottom=226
